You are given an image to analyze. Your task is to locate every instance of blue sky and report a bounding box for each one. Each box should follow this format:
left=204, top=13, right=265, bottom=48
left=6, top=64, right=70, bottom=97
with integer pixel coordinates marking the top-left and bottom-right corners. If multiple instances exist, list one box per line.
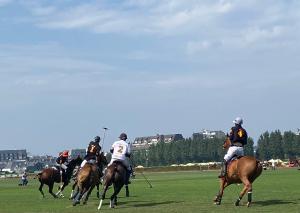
left=0, top=0, right=300, bottom=156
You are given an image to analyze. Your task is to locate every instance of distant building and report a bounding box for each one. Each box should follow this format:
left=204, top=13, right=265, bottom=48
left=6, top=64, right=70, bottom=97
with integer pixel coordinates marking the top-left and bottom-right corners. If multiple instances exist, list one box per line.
left=192, top=129, right=225, bottom=140
left=70, top=149, right=86, bottom=159
left=296, top=128, right=300, bottom=136
left=132, top=134, right=184, bottom=150
left=0, top=150, right=27, bottom=162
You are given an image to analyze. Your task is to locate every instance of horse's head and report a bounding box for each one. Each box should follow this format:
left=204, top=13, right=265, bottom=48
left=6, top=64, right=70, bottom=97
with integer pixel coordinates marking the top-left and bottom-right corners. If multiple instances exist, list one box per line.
left=97, top=152, right=108, bottom=167
left=68, top=156, right=83, bottom=169
left=223, top=136, right=231, bottom=149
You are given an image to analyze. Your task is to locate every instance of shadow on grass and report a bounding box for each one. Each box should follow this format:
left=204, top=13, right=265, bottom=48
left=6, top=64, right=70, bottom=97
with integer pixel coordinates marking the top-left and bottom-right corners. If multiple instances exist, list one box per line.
left=113, top=200, right=183, bottom=208
left=132, top=201, right=183, bottom=207
left=255, top=199, right=297, bottom=206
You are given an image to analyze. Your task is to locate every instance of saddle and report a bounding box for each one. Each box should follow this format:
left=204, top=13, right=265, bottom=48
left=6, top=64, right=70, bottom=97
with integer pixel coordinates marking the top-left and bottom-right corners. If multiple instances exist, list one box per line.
left=227, top=155, right=243, bottom=170
left=112, top=160, right=127, bottom=171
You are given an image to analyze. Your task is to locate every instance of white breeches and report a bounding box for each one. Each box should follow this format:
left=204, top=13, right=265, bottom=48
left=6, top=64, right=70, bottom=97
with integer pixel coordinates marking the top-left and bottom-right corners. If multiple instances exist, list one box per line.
left=56, top=163, right=67, bottom=170
left=224, top=146, right=244, bottom=162
left=108, top=158, right=130, bottom=170
left=80, top=159, right=96, bottom=168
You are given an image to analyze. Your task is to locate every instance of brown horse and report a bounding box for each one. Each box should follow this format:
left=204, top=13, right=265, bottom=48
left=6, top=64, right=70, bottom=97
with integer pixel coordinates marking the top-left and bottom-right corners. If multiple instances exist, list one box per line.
left=37, top=156, right=82, bottom=198
left=98, top=161, right=127, bottom=210
left=72, top=152, right=107, bottom=206
left=214, top=137, right=262, bottom=207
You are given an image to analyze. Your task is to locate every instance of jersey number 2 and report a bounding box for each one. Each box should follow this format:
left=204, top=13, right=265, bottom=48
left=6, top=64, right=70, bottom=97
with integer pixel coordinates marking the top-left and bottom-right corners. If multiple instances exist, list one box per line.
left=117, top=146, right=124, bottom=154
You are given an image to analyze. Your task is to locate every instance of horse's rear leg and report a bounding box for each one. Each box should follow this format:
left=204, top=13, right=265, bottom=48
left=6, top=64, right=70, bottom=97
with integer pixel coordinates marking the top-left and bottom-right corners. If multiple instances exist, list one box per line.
left=83, top=185, right=95, bottom=205
left=39, top=182, right=45, bottom=198
left=125, top=185, right=129, bottom=197
left=247, top=189, right=253, bottom=207
left=73, top=185, right=85, bottom=206
left=49, top=183, right=58, bottom=198
left=110, top=184, right=123, bottom=208
left=235, top=179, right=252, bottom=206
left=96, top=183, right=100, bottom=198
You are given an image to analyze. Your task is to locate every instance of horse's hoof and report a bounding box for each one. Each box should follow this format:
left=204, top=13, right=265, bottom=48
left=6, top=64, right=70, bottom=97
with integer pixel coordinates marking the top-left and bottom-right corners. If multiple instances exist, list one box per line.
left=110, top=201, right=115, bottom=208
left=247, top=202, right=251, bottom=207
left=235, top=201, right=240, bottom=206
left=72, top=200, right=80, bottom=206
left=214, top=201, right=221, bottom=205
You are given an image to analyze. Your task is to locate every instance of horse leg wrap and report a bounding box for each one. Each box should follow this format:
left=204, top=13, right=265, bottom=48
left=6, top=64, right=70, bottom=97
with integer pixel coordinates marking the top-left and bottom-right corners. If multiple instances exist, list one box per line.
left=247, top=191, right=252, bottom=203
left=235, top=197, right=242, bottom=206
left=214, top=194, right=222, bottom=205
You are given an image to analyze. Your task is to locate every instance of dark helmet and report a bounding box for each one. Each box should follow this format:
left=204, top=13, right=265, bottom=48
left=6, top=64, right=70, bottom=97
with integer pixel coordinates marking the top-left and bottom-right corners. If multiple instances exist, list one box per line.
left=94, top=136, right=101, bottom=143
left=119, top=133, right=127, bottom=140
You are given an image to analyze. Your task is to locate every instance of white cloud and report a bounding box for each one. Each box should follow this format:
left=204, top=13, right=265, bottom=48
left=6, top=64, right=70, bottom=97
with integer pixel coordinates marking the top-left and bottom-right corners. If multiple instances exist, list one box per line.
left=243, top=26, right=285, bottom=44
left=15, top=1, right=239, bottom=35
left=186, top=40, right=222, bottom=54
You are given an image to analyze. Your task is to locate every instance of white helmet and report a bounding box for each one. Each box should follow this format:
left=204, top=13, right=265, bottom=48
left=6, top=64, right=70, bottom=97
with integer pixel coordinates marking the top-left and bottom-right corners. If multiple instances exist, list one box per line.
left=233, top=117, right=243, bottom=125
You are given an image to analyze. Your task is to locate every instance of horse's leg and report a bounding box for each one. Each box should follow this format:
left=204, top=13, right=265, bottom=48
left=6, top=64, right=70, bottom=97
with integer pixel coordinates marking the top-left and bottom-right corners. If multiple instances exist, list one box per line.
left=72, top=184, right=84, bottom=206
left=49, top=182, right=58, bottom=198
left=214, top=178, right=228, bottom=205
left=98, top=182, right=111, bottom=210
left=125, top=185, right=129, bottom=197
left=96, top=183, right=100, bottom=198
left=70, top=181, right=78, bottom=200
left=110, top=184, right=123, bottom=208
left=39, top=182, right=45, bottom=198
left=235, top=178, right=252, bottom=206
left=56, top=183, right=64, bottom=197
left=247, top=189, right=253, bottom=207
left=113, top=184, right=118, bottom=206
left=56, top=181, right=68, bottom=197
left=83, top=185, right=95, bottom=205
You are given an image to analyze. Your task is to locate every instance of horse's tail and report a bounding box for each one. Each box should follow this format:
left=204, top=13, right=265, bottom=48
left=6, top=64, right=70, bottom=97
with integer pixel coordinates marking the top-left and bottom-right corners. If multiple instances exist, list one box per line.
left=256, top=160, right=263, bottom=174
left=249, top=160, right=263, bottom=182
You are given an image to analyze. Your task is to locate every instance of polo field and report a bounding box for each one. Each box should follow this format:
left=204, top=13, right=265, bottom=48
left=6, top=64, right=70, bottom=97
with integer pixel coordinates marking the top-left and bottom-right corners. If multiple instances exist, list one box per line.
left=1, top=168, right=300, bottom=213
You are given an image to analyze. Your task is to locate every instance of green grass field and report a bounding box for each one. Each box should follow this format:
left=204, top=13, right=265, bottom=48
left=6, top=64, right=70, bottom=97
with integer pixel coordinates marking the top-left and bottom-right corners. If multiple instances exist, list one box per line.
left=1, top=169, right=300, bottom=213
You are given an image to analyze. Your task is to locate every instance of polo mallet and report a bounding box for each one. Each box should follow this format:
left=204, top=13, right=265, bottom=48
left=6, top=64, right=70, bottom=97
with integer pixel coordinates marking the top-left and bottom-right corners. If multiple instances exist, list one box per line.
left=130, top=155, right=153, bottom=188
left=140, top=171, right=153, bottom=188
left=101, top=127, right=109, bottom=149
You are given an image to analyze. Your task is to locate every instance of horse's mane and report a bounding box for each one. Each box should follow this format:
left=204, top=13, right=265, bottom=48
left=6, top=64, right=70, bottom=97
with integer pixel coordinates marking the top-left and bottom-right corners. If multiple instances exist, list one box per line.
left=65, top=157, right=82, bottom=179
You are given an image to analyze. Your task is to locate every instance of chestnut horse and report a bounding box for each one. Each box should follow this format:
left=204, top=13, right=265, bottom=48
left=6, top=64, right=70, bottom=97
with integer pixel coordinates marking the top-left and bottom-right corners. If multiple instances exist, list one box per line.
left=98, top=161, right=127, bottom=210
left=72, top=152, right=108, bottom=206
left=37, top=156, right=82, bottom=198
left=214, top=137, right=262, bottom=207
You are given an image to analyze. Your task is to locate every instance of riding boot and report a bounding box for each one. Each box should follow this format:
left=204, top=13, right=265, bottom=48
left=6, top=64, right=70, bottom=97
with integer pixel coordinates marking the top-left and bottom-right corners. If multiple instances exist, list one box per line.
left=218, top=160, right=227, bottom=178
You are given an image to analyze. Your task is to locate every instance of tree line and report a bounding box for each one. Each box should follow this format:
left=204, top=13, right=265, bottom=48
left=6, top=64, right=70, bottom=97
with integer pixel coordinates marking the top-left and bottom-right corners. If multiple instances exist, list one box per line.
left=132, top=137, right=254, bottom=167
left=132, top=130, right=300, bottom=167
left=256, top=130, right=300, bottom=160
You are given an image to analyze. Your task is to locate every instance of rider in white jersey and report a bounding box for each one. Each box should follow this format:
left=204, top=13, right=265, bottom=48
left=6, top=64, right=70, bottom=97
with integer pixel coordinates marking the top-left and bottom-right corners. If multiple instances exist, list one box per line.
left=108, top=133, right=131, bottom=185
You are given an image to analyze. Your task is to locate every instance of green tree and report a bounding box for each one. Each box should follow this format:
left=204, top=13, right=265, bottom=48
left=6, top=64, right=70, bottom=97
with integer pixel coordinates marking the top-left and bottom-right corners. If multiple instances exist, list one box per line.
left=244, top=137, right=254, bottom=156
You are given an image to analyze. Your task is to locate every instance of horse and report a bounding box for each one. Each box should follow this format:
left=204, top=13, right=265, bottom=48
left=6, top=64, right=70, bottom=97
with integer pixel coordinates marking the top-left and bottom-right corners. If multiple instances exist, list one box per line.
left=98, top=160, right=127, bottom=210
left=72, top=152, right=108, bottom=206
left=214, top=137, right=262, bottom=207
left=37, top=156, right=82, bottom=198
